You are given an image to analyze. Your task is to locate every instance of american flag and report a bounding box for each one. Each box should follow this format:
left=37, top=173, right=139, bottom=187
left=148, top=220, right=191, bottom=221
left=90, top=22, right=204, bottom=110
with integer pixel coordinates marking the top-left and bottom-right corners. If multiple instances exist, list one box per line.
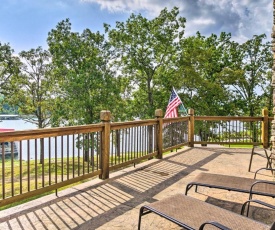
left=164, top=88, right=182, bottom=118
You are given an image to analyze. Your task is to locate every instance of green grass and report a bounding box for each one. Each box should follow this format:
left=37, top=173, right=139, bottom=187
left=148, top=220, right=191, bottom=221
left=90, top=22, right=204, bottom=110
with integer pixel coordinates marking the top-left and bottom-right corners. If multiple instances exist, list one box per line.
left=0, top=151, right=165, bottom=210
left=0, top=178, right=90, bottom=211
left=0, top=156, right=99, bottom=210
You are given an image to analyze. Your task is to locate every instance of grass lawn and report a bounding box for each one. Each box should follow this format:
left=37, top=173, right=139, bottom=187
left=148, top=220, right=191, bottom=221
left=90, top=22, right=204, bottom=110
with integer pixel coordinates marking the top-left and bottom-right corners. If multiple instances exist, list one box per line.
left=0, top=151, right=160, bottom=210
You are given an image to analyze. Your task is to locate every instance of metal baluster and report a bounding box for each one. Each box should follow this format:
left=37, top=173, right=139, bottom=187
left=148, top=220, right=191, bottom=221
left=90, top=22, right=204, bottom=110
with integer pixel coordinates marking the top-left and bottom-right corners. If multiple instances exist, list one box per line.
left=55, top=136, right=57, bottom=184
left=49, top=137, right=51, bottom=185
left=35, top=139, right=37, bottom=189
left=20, top=141, right=22, bottom=194
left=61, top=136, right=64, bottom=182
left=77, top=134, right=80, bottom=177
left=27, top=140, right=30, bottom=191
left=87, top=133, right=90, bottom=173
left=67, top=135, right=69, bottom=180
left=11, top=142, right=14, bottom=197
left=2, top=142, right=5, bottom=199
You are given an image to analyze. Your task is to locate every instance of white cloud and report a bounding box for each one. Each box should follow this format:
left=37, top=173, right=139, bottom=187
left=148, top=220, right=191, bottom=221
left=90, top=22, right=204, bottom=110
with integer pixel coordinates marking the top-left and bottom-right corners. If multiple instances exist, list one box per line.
left=192, top=18, right=215, bottom=26
left=81, top=0, right=165, bottom=15
left=81, top=0, right=273, bottom=43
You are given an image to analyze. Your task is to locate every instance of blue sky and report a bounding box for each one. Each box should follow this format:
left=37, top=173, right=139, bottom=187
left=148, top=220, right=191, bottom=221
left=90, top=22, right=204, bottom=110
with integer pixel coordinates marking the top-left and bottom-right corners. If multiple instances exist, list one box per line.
left=0, top=0, right=272, bottom=53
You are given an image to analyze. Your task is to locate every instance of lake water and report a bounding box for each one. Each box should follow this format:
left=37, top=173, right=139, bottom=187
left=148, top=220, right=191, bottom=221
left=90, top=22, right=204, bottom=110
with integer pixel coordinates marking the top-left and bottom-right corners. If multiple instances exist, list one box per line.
left=0, top=119, right=79, bottom=160
left=0, top=119, right=151, bottom=161
left=0, top=119, right=37, bottom=131
left=0, top=119, right=165, bottom=161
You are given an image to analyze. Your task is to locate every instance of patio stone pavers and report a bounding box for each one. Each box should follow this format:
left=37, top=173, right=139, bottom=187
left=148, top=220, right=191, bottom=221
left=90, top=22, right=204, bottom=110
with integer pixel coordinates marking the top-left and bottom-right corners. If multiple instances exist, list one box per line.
left=0, top=145, right=274, bottom=229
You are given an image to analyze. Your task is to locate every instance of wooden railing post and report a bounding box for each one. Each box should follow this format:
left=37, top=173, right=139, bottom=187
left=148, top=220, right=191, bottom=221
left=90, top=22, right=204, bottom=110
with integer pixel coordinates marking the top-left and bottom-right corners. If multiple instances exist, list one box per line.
left=99, top=110, right=111, bottom=180
left=262, top=108, right=269, bottom=148
left=188, top=109, right=194, bottom=147
left=155, top=109, right=163, bottom=159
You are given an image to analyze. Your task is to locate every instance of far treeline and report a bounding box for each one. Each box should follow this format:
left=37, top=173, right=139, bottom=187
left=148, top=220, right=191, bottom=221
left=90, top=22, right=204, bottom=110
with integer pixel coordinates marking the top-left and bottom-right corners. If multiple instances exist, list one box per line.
left=0, top=7, right=272, bottom=129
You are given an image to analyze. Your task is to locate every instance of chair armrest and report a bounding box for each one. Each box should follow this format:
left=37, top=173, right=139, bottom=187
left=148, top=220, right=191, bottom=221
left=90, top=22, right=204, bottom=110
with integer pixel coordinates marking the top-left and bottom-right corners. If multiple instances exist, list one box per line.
left=241, top=199, right=275, bottom=216
left=249, top=180, right=275, bottom=199
left=253, top=145, right=272, bottom=151
left=199, top=221, right=230, bottom=230
left=252, top=146, right=267, bottom=153
left=252, top=146, right=272, bottom=159
left=254, top=167, right=274, bottom=179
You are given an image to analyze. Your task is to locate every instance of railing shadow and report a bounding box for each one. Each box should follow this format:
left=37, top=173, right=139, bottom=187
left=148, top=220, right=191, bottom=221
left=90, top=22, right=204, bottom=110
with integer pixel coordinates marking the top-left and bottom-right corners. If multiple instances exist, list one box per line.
left=0, top=147, right=252, bottom=230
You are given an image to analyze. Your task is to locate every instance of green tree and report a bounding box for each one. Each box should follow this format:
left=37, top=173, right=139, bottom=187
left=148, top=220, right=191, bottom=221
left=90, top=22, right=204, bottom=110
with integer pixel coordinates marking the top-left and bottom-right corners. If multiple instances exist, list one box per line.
left=105, top=7, right=186, bottom=119
left=47, top=19, right=123, bottom=125
left=0, top=42, right=20, bottom=92
left=221, top=34, right=272, bottom=117
left=4, top=47, right=56, bottom=128
left=0, top=42, right=21, bottom=115
left=178, top=32, right=237, bottom=116
left=3, top=47, right=57, bottom=163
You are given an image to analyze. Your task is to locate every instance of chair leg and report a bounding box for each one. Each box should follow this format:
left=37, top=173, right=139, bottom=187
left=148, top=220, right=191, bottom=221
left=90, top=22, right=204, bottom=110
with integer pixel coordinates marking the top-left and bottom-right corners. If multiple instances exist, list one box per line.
left=266, top=152, right=271, bottom=168
left=241, top=200, right=250, bottom=216
left=248, top=149, right=254, bottom=172
left=185, top=184, right=194, bottom=195
left=138, top=206, right=145, bottom=230
left=267, top=158, right=273, bottom=169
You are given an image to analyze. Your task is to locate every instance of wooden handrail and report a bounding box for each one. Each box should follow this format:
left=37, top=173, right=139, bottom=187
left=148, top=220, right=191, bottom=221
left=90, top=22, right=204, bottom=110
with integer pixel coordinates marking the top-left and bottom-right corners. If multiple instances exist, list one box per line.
left=0, top=108, right=271, bottom=207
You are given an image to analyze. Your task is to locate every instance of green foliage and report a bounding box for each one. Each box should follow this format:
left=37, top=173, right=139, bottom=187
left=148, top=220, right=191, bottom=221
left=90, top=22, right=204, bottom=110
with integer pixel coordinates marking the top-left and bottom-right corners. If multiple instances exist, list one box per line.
left=0, top=94, right=18, bottom=114
left=0, top=7, right=273, bottom=124
left=178, top=32, right=238, bottom=116
left=3, top=47, right=56, bottom=128
left=0, top=42, right=20, bottom=94
left=106, top=7, right=186, bottom=118
left=219, top=34, right=272, bottom=117
left=47, top=19, right=124, bottom=125
left=177, top=32, right=272, bottom=117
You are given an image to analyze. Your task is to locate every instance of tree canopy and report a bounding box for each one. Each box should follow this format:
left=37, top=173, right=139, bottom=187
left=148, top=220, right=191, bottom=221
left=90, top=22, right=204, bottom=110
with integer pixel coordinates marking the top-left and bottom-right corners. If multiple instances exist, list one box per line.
left=0, top=43, right=20, bottom=94
left=3, top=47, right=56, bottom=128
left=106, top=7, right=186, bottom=119
left=47, top=19, right=124, bottom=125
left=0, top=7, right=272, bottom=126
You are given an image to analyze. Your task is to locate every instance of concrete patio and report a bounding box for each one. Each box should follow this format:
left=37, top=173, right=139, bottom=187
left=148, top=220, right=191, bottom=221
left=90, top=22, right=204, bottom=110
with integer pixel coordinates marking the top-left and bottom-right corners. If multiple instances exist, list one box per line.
left=0, top=145, right=275, bottom=229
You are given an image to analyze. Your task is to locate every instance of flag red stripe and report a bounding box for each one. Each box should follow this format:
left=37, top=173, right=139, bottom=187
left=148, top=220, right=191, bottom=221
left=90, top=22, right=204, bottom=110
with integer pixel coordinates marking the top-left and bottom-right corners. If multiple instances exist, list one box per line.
left=164, top=88, right=182, bottom=118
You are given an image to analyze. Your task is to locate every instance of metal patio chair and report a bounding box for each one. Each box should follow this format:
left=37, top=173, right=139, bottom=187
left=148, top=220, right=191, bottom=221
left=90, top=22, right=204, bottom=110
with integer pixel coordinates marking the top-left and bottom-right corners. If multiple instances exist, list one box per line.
left=248, top=146, right=273, bottom=172
left=185, top=168, right=275, bottom=200
left=138, top=194, right=275, bottom=230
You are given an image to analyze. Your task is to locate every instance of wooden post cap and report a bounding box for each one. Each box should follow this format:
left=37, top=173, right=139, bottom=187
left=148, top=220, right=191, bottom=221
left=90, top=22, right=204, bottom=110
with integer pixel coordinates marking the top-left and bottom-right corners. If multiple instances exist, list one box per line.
left=155, top=109, right=163, bottom=118
left=262, top=108, right=268, bottom=116
left=100, top=110, right=111, bottom=122
left=188, top=109, right=194, bottom=115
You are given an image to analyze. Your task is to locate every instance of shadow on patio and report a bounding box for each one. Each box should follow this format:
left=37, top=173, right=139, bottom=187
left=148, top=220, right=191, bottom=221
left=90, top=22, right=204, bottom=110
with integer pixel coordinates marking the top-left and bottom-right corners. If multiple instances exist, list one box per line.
left=0, top=146, right=275, bottom=229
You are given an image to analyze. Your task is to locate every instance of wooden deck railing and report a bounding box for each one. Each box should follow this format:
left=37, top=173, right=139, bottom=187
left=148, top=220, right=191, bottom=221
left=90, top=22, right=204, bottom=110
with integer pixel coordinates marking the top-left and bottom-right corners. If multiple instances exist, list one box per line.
left=0, top=109, right=271, bottom=207
left=191, top=109, right=270, bottom=148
